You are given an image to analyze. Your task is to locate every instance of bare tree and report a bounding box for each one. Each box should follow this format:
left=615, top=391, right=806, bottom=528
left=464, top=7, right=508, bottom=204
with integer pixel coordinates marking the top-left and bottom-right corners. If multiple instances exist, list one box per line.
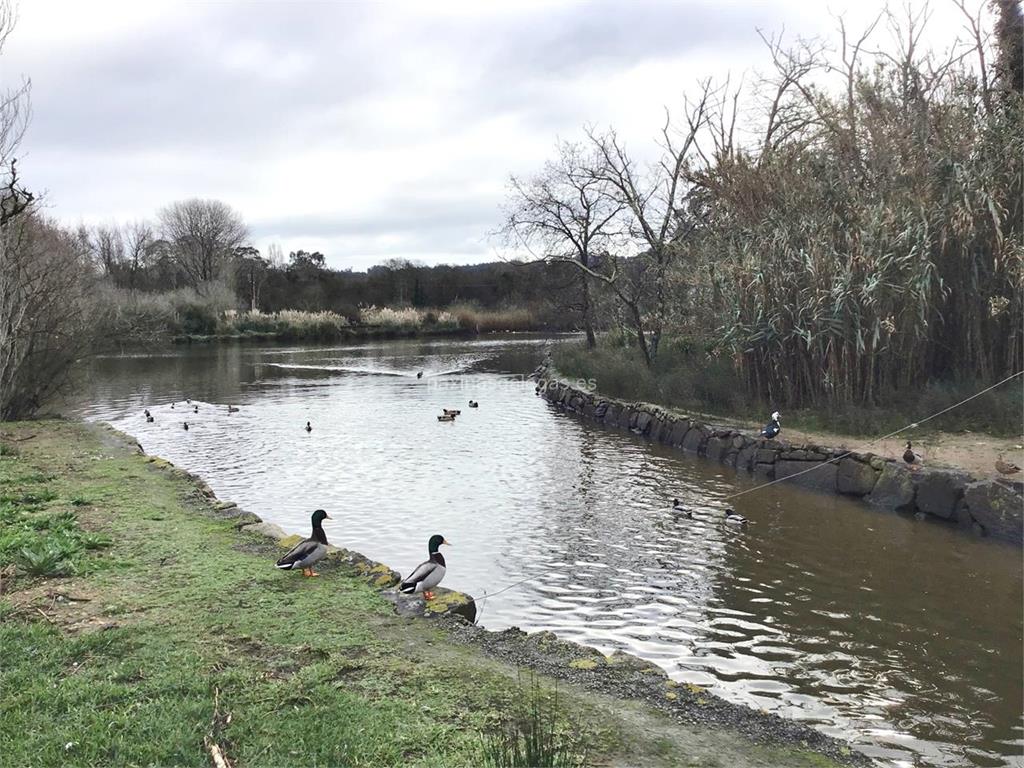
left=584, top=81, right=713, bottom=364
left=502, top=141, right=623, bottom=347
left=90, top=223, right=125, bottom=280
left=158, top=198, right=248, bottom=290
left=234, top=245, right=267, bottom=311
left=1, top=214, right=96, bottom=419
left=123, top=219, right=155, bottom=292
left=0, top=0, right=31, bottom=228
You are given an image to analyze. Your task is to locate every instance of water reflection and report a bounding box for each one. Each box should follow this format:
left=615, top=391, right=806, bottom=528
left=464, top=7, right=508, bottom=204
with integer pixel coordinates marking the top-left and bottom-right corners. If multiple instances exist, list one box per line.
left=67, top=337, right=1023, bottom=768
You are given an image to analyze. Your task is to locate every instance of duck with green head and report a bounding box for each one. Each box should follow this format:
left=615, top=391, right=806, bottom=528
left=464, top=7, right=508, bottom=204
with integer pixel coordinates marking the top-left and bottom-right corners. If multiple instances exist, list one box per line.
left=275, top=509, right=331, bottom=577
left=399, top=534, right=450, bottom=600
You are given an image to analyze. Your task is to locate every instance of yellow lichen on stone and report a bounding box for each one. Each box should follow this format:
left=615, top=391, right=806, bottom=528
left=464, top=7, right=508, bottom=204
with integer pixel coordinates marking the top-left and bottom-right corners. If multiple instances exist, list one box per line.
left=374, top=574, right=394, bottom=587
left=665, top=680, right=678, bottom=688
left=424, top=591, right=469, bottom=614
left=685, top=682, right=705, bottom=694
left=278, top=534, right=304, bottom=549
left=569, top=659, right=599, bottom=670
left=697, top=697, right=709, bottom=705
left=664, top=691, right=677, bottom=701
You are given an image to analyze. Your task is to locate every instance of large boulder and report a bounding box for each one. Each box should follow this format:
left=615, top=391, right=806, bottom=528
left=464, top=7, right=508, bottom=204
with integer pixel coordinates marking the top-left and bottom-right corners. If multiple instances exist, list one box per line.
left=681, top=426, right=708, bottom=454
left=867, top=463, right=915, bottom=510
left=634, top=411, right=653, bottom=434
left=963, top=481, right=1023, bottom=544
left=735, top=445, right=758, bottom=472
left=668, top=419, right=690, bottom=446
left=617, top=407, right=634, bottom=430
left=914, top=469, right=971, bottom=520
left=775, top=460, right=838, bottom=493
left=836, top=458, right=880, bottom=496
left=239, top=521, right=289, bottom=541
left=602, top=403, right=619, bottom=425
left=383, top=587, right=477, bottom=624
left=705, top=436, right=733, bottom=463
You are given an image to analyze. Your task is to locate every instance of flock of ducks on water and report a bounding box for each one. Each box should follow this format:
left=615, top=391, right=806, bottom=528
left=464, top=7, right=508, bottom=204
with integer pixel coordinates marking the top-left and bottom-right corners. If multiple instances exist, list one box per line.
left=139, top=383, right=1022, bottom=598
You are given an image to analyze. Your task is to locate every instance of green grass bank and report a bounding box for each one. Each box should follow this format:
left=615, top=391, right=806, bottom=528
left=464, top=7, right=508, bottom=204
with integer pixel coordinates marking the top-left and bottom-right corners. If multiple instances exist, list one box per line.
left=0, top=421, right=856, bottom=767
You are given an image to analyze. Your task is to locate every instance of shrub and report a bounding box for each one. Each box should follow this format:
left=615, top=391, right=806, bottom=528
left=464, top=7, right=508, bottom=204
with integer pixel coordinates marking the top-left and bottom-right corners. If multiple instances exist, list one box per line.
left=479, top=674, right=588, bottom=768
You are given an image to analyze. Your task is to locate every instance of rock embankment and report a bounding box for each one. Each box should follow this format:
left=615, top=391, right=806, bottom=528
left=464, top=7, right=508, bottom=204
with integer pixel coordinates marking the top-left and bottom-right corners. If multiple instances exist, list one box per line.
left=535, top=368, right=1023, bottom=545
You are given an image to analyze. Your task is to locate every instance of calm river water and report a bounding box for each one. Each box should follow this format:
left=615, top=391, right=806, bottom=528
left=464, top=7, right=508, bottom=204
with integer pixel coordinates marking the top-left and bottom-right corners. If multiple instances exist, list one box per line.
left=67, top=336, right=1022, bottom=768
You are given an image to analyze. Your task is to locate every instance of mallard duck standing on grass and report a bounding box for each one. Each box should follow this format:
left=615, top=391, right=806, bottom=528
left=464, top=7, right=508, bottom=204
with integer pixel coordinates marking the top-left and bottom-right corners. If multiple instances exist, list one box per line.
left=760, top=411, right=780, bottom=439
left=275, top=509, right=332, bottom=577
left=995, top=455, right=1021, bottom=475
left=903, top=441, right=921, bottom=467
left=399, top=534, right=450, bottom=600
left=671, top=498, right=693, bottom=519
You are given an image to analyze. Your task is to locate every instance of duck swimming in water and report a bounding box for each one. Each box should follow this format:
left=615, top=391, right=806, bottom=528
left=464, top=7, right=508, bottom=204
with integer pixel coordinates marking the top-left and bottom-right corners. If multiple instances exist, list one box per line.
left=724, top=508, right=748, bottom=527
left=443, top=409, right=461, bottom=417
left=671, top=498, right=693, bottom=519
left=468, top=400, right=479, bottom=408
left=183, top=422, right=189, bottom=431
left=417, top=371, right=424, bottom=379
left=399, top=534, right=450, bottom=600
left=305, top=421, right=312, bottom=432
left=227, top=405, right=239, bottom=413
left=275, top=509, right=331, bottom=577
left=437, top=414, right=456, bottom=422
left=760, top=411, right=781, bottom=439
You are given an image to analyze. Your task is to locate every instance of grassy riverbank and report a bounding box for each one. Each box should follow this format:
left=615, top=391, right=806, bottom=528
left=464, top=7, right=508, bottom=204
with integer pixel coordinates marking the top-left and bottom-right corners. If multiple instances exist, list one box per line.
left=554, top=340, right=1024, bottom=441
left=0, top=421, right=851, bottom=767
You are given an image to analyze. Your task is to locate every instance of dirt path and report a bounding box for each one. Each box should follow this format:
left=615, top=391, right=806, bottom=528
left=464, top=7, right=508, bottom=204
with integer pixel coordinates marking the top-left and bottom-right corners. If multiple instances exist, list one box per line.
left=778, top=426, right=1024, bottom=480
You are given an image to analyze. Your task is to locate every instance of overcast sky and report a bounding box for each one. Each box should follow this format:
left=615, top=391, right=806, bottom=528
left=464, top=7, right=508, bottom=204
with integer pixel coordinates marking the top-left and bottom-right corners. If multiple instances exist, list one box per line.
left=4, top=0, right=971, bottom=270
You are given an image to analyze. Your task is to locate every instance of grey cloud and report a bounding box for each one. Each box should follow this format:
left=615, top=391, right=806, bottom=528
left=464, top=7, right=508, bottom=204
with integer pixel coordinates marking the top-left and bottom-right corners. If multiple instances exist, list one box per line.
left=6, top=0, right=794, bottom=269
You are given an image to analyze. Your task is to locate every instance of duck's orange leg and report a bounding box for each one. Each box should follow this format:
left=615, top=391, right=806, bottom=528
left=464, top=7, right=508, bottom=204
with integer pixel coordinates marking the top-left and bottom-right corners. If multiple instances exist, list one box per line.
left=424, top=590, right=435, bottom=600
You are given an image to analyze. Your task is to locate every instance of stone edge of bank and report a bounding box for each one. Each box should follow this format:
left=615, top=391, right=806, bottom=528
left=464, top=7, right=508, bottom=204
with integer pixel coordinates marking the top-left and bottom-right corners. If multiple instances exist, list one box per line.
left=533, top=366, right=1023, bottom=545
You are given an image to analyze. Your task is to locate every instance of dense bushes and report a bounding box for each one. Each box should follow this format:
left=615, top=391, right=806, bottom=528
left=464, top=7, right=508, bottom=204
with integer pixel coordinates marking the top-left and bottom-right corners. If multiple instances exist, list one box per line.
left=91, top=291, right=548, bottom=345
left=554, top=338, right=1024, bottom=437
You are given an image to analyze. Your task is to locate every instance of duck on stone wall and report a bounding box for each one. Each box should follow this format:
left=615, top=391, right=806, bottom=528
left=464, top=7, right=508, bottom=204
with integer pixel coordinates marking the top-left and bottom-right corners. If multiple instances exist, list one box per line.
left=760, top=411, right=781, bottom=440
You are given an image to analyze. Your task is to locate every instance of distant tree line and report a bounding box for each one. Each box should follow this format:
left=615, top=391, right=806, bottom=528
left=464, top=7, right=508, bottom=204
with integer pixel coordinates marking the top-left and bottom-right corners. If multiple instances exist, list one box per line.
left=77, top=205, right=587, bottom=325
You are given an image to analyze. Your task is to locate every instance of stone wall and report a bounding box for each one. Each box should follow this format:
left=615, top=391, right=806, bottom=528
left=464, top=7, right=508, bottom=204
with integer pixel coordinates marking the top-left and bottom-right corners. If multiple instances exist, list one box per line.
left=534, top=369, right=1023, bottom=545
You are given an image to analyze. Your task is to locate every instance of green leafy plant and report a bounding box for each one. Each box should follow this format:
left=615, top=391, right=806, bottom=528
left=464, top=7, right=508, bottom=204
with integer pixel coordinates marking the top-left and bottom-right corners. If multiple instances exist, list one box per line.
left=17, top=540, right=76, bottom=577
left=480, top=674, right=588, bottom=768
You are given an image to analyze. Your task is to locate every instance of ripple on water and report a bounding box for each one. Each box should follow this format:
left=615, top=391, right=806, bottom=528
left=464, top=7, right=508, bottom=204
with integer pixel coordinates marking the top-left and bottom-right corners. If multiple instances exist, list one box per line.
left=72, top=338, right=1024, bottom=768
